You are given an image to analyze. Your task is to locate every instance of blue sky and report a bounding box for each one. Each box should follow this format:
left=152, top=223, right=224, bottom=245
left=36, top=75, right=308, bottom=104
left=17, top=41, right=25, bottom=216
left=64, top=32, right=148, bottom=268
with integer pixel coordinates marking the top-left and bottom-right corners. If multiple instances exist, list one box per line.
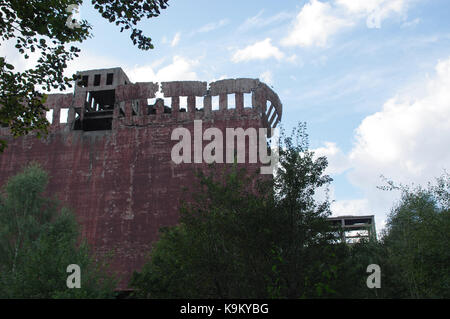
left=5, top=0, right=450, bottom=233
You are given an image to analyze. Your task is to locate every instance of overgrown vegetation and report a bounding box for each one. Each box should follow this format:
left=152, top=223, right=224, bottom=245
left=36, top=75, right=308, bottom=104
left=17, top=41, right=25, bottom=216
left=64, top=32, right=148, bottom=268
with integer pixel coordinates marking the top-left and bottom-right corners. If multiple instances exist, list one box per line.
left=377, top=174, right=450, bottom=298
left=0, top=163, right=117, bottom=298
left=131, top=124, right=449, bottom=299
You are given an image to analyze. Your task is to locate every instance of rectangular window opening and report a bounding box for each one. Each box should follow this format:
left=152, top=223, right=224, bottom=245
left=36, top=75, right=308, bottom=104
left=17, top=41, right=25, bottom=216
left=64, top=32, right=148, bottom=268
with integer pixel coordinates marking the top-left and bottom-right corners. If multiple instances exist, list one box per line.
left=94, top=74, right=101, bottom=86
left=212, top=96, right=219, bottom=110
left=79, top=75, right=89, bottom=87
left=179, top=96, right=187, bottom=112
left=195, top=97, right=204, bottom=111
left=46, top=109, right=54, bottom=124
left=106, top=73, right=114, bottom=85
left=227, top=94, right=236, bottom=109
left=60, top=108, right=69, bottom=124
left=244, top=93, right=252, bottom=108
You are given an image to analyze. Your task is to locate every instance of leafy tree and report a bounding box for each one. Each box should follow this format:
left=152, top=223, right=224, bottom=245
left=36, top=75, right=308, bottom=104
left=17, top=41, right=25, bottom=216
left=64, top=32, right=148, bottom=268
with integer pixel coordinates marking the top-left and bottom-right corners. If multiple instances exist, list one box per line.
left=0, top=0, right=169, bottom=151
left=131, top=124, right=357, bottom=298
left=379, top=173, right=450, bottom=298
left=341, top=239, right=385, bottom=298
left=0, top=163, right=117, bottom=298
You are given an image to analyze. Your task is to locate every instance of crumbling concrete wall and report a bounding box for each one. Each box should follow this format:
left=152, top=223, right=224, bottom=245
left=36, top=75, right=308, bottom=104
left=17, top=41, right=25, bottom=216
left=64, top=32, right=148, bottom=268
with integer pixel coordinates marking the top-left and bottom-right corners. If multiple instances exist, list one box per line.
left=0, top=75, right=282, bottom=289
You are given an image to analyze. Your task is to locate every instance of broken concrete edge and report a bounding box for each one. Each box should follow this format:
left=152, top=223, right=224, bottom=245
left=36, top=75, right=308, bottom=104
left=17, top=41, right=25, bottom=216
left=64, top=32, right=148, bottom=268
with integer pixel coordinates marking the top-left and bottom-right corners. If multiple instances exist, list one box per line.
left=0, top=78, right=282, bottom=136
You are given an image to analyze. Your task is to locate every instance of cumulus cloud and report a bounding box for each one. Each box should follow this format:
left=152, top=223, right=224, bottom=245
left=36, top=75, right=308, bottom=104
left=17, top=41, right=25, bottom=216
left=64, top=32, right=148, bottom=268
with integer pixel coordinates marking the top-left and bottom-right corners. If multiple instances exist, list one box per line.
left=349, top=57, right=450, bottom=188
left=313, top=142, right=351, bottom=175
left=232, top=38, right=285, bottom=62
left=337, top=0, right=410, bottom=28
left=126, top=55, right=199, bottom=83
left=331, top=199, right=371, bottom=217
left=319, top=57, right=450, bottom=231
left=281, top=0, right=415, bottom=48
left=281, top=0, right=353, bottom=48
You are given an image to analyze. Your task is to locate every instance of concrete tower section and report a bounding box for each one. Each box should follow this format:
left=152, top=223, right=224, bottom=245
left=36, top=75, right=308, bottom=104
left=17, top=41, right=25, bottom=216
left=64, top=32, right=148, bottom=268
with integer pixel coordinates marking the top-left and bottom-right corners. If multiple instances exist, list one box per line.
left=0, top=67, right=282, bottom=288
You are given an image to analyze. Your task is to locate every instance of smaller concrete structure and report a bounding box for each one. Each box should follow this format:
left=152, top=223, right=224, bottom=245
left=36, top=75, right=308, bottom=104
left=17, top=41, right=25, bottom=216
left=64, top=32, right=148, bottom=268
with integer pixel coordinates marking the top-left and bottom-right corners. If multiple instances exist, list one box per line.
left=328, top=215, right=377, bottom=243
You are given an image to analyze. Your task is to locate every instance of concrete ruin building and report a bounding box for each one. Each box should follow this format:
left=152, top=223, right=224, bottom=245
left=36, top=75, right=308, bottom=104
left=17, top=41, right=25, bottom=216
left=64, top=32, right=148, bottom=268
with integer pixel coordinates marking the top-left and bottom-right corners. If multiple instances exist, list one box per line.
left=0, top=67, right=283, bottom=289
left=328, top=215, right=377, bottom=244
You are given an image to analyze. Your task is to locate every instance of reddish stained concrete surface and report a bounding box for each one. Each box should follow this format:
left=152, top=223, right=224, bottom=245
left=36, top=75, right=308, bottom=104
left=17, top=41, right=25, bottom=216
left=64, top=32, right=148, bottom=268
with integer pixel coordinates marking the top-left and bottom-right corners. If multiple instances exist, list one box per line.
left=0, top=68, right=282, bottom=289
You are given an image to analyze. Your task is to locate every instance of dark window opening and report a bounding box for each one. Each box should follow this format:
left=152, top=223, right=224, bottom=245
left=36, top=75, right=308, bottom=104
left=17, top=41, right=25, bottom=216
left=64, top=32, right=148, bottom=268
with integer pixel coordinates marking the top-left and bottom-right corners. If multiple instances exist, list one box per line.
left=106, top=73, right=114, bottom=85
left=73, top=112, right=81, bottom=130
left=147, top=105, right=156, bottom=115
left=74, top=118, right=82, bottom=130
left=74, top=89, right=115, bottom=131
left=94, top=74, right=101, bottom=86
left=78, top=75, right=89, bottom=87
left=85, top=90, right=115, bottom=113
left=82, top=118, right=112, bottom=131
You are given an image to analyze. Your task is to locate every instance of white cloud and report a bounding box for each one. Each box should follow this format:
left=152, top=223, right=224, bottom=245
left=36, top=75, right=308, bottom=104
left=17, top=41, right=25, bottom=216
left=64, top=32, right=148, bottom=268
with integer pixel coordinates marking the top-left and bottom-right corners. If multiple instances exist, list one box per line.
left=281, top=0, right=353, bottom=48
left=401, top=17, right=421, bottom=28
left=0, top=40, right=40, bottom=72
left=232, top=38, right=285, bottom=62
left=331, top=199, right=371, bottom=216
left=239, top=10, right=293, bottom=31
left=259, top=71, right=273, bottom=85
left=320, top=57, right=450, bottom=232
left=1, top=38, right=197, bottom=94
left=66, top=51, right=119, bottom=74
left=286, top=54, right=299, bottom=64
left=349, top=57, right=450, bottom=187
left=281, top=0, right=415, bottom=48
left=195, top=19, right=229, bottom=34
left=313, top=142, right=351, bottom=175
left=171, top=32, right=181, bottom=47
left=126, top=55, right=199, bottom=83
left=336, top=0, right=410, bottom=28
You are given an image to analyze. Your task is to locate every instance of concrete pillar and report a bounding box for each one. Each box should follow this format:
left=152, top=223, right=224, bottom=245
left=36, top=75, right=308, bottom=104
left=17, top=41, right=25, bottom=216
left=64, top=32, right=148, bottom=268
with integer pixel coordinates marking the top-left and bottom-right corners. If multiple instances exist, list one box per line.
left=171, top=96, right=179, bottom=119
left=219, top=93, right=227, bottom=111
left=204, top=95, right=212, bottom=116
left=235, top=92, right=244, bottom=112
left=187, top=96, right=196, bottom=113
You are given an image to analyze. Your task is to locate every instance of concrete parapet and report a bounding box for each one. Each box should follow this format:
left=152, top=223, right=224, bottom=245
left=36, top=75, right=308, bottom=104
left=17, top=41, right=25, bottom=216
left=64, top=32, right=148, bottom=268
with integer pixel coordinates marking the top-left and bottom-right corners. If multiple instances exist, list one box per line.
left=3, top=69, right=283, bottom=135
left=161, top=81, right=207, bottom=97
